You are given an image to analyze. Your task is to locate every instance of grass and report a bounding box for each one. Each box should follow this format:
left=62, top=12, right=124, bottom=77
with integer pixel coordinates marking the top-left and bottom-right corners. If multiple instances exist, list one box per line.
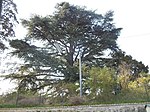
left=0, top=104, right=17, bottom=108
left=0, top=95, right=149, bottom=108
left=0, top=101, right=147, bottom=109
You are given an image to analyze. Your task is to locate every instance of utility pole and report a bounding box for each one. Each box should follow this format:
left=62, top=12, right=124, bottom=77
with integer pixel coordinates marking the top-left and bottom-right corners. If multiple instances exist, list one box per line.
left=79, top=52, right=82, bottom=97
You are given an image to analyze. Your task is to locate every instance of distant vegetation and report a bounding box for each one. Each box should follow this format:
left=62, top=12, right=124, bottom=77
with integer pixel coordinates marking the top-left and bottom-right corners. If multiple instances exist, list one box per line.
left=0, top=1, right=150, bottom=107
left=0, top=66, right=150, bottom=107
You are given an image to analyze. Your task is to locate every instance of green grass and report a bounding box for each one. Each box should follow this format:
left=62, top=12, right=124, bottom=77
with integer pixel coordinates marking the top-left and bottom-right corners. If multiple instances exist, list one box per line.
left=0, top=104, right=17, bottom=108
left=0, top=104, right=45, bottom=108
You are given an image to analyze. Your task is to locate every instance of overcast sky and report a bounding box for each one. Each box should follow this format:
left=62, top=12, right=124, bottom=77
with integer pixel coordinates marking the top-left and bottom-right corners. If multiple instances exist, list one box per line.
left=0, top=0, right=150, bottom=94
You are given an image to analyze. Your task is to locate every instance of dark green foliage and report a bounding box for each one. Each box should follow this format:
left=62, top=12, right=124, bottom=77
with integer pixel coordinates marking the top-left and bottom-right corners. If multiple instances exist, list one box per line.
left=110, top=50, right=149, bottom=79
left=10, top=39, right=30, bottom=50
left=0, top=0, right=18, bottom=50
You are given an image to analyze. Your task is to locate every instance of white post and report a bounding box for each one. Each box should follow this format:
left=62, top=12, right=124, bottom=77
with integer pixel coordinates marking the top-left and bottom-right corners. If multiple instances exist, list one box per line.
left=79, top=52, right=82, bottom=97
left=145, top=104, right=150, bottom=112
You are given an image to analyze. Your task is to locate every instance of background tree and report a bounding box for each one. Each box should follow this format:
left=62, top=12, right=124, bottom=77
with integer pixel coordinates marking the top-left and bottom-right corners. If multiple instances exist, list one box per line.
left=103, top=50, right=149, bottom=94
left=9, top=2, right=122, bottom=91
left=3, top=65, right=41, bottom=105
left=0, top=0, right=18, bottom=50
left=106, top=50, right=149, bottom=80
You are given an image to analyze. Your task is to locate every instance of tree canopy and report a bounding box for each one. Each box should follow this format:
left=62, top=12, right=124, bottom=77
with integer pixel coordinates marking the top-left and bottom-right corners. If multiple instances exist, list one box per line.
left=111, top=50, right=149, bottom=80
left=0, top=0, right=18, bottom=50
left=9, top=2, right=122, bottom=86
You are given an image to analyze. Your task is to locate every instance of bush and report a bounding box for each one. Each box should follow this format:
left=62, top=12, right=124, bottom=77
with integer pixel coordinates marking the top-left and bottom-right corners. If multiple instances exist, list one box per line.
left=18, top=97, right=40, bottom=106
left=69, top=96, right=85, bottom=105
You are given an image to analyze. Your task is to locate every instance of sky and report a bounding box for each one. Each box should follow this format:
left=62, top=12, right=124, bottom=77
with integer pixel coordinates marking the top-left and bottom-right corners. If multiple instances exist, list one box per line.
left=0, top=0, right=150, bottom=94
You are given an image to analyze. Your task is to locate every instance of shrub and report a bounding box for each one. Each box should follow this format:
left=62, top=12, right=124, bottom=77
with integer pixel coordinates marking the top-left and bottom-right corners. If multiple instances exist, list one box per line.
left=69, top=96, right=85, bottom=105
left=18, top=97, right=40, bottom=106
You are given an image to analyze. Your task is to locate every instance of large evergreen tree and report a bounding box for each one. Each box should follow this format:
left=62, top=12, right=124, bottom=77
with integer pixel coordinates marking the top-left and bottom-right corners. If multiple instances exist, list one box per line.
left=9, top=2, right=121, bottom=90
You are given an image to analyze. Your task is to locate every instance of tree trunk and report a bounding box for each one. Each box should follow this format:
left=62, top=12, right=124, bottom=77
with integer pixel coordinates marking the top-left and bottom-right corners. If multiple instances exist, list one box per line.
left=16, top=89, right=20, bottom=106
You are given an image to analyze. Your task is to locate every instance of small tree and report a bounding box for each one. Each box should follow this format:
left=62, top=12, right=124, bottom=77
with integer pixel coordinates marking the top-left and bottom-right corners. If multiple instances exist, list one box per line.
left=117, top=61, right=131, bottom=90
left=137, top=74, right=150, bottom=101
left=85, top=67, right=116, bottom=101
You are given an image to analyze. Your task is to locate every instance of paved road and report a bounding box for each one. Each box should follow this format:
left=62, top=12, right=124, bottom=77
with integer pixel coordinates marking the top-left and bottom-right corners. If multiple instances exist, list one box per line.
left=0, top=103, right=147, bottom=112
